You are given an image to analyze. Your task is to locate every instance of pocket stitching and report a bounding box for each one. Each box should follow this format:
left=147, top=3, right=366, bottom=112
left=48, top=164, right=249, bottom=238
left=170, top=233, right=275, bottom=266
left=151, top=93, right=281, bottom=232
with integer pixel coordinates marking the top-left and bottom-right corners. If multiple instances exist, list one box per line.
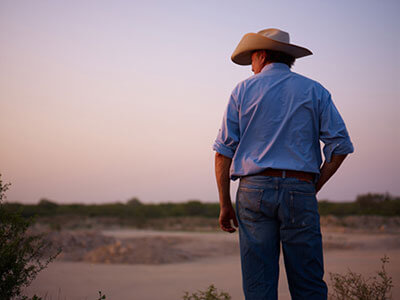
left=288, top=191, right=317, bottom=227
left=290, top=190, right=316, bottom=196
left=238, top=187, right=264, bottom=213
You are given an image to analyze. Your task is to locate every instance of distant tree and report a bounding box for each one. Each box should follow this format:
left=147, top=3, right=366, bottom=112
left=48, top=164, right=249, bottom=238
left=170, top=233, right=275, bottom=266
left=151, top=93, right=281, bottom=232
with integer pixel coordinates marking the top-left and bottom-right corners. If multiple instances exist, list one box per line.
left=38, top=198, right=58, bottom=209
left=126, top=197, right=142, bottom=206
left=355, top=193, right=400, bottom=215
left=185, top=200, right=206, bottom=216
left=356, top=193, right=391, bottom=205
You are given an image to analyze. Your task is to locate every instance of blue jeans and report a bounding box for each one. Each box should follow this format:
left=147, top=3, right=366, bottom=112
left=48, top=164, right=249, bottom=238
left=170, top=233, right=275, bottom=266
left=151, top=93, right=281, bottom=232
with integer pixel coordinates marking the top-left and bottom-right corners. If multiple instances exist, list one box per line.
left=236, top=175, right=328, bottom=300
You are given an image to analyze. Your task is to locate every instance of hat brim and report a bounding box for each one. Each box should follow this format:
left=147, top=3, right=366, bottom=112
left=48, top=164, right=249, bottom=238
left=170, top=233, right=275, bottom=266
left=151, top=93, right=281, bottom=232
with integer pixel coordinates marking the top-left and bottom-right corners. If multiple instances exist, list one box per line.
left=231, top=33, right=313, bottom=65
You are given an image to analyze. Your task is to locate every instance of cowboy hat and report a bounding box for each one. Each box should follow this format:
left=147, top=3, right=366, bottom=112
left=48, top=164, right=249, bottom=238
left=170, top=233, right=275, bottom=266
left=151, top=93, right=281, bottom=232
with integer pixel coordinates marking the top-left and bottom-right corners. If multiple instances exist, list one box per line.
left=231, top=28, right=312, bottom=65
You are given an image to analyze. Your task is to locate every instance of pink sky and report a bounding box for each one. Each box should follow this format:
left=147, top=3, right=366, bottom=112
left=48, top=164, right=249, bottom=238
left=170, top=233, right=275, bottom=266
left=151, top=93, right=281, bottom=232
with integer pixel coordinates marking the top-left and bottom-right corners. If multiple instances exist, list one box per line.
left=1, top=0, right=399, bottom=203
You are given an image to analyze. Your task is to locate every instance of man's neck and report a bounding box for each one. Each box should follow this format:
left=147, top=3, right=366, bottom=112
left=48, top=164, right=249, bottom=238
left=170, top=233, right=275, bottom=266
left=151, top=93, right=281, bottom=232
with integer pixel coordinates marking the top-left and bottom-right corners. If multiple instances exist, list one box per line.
left=261, top=62, right=290, bottom=73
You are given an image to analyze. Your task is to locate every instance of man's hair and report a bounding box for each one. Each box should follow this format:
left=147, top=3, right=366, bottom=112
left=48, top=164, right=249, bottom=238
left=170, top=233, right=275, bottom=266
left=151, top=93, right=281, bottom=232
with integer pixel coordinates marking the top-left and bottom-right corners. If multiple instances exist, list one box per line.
left=264, top=50, right=296, bottom=68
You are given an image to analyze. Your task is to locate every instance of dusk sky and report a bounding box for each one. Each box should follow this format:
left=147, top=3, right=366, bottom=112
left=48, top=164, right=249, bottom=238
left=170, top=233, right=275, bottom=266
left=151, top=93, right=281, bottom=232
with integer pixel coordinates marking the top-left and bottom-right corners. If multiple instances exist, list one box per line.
left=1, top=0, right=399, bottom=204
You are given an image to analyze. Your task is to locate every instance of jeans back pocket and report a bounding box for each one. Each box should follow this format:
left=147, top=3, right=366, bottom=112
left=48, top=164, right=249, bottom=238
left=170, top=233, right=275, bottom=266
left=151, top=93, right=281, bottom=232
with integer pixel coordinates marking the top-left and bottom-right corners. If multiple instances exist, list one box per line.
left=237, top=187, right=264, bottom=221
left=288, top=191, right=318, bottom=228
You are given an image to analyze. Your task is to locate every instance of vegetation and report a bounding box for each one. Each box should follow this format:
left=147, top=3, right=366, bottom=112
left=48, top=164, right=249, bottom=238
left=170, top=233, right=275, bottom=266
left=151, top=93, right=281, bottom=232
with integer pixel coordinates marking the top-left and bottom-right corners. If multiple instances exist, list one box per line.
left=183, top=284, right=231, bottom=300
left=2, top=193, right=399, bottom=223
left=329, top=255, right=393, bottom=300
left=182, top=255, right=394, bottom=300
left=318, top=193, right=400, bottom=216
left=0, top=175, right=60, bottom=300
left=1, top=172, right=396, bottom=299
left=3, top=199, right=221, bottom=221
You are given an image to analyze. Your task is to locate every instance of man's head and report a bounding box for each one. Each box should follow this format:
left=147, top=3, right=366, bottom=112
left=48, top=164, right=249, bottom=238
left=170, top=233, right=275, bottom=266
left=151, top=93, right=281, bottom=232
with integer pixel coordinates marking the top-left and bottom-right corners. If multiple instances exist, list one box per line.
left=251, top=49, right=296, bottom=74
left=231, top=28, right=312, bottom=67
left=251, top=50, right=266, bottom=74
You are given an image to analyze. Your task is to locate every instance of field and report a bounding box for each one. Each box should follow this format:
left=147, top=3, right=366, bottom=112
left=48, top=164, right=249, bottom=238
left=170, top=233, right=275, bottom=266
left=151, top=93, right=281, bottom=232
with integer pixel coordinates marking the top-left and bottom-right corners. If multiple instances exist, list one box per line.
left=20, top=214, right=400, bottom=300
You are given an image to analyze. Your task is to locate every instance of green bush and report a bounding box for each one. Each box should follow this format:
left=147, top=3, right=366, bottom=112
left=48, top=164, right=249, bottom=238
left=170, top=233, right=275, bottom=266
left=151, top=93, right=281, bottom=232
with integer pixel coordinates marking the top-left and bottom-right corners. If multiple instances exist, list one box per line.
left=0, top=175, right=60, bottom=300
left=355, top=193, right=400, bottom=216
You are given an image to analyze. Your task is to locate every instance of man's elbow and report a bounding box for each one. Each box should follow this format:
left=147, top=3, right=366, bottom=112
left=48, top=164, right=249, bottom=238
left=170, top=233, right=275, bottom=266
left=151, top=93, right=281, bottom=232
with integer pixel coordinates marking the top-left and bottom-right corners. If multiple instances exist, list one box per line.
left=215, top=152, right=231, bottom=159
left=215, top=152, right=233, bottom=166
left=330, top=153, right=348, bottom=164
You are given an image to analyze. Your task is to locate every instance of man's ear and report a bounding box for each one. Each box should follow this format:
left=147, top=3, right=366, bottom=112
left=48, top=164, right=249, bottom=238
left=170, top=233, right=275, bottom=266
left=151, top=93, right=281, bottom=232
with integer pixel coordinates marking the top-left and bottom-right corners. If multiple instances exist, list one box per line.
left=260, top=50, right=267, bottom=63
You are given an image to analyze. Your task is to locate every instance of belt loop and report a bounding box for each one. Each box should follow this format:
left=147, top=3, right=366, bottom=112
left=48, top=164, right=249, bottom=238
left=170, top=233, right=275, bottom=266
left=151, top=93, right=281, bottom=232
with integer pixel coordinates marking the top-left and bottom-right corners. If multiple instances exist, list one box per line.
left=313, top=173, right=319, bottom=184
left=282, top=170, right=286, bottom=178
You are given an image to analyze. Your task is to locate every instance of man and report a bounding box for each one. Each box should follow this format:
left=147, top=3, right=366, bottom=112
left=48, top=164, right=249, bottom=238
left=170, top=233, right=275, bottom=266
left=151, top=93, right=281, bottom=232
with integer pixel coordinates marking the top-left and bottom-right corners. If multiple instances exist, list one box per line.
left=213, top=28, right=354, bottom=300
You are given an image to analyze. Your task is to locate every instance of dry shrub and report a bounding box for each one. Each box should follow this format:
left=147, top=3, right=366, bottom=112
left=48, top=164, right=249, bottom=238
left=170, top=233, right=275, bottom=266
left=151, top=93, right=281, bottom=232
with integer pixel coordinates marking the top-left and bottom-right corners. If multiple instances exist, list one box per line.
left=183, top=284, right=231, bottom=300
left=329, top=255, right=393, bottom=300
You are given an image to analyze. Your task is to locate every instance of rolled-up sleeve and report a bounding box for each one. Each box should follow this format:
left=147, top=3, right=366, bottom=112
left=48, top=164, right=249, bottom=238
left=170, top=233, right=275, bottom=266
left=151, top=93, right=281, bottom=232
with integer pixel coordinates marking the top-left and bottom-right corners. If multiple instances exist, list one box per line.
left=213, top=91, right=240, bottom=158
left=319, top=91, right=354, bottom=162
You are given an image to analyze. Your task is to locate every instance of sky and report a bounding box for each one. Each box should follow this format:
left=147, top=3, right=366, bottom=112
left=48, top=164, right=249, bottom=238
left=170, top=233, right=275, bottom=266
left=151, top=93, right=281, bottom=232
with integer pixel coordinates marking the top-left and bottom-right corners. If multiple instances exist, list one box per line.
left=1, top=0, right=399, bottom=204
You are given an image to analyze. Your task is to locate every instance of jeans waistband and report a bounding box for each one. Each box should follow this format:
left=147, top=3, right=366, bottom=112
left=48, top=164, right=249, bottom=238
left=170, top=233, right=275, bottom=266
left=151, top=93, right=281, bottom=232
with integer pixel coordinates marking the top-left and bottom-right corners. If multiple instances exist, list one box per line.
left=251, top=168, right=316, bottom=183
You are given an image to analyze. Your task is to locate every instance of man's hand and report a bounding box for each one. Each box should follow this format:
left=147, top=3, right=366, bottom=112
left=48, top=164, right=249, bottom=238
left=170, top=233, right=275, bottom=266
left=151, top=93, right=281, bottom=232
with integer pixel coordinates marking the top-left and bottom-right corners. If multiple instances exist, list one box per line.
left=215, top=152, right=238, bottom=233
left=316, top=154, right=348, bottom=193
left=219, top=204, right=238, bottom=233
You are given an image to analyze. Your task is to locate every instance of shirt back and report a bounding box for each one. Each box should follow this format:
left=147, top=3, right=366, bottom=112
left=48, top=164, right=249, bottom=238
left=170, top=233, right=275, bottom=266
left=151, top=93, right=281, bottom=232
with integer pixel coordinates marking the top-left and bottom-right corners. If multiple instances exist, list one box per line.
left=213, top=63, right=354, bottom=180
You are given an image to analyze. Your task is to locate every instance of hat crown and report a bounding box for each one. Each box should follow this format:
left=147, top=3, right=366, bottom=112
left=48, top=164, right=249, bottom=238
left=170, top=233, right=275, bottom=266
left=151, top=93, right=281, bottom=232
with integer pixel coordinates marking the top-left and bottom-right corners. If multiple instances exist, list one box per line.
left=231, top=27, right=312, bottom=65
left=257, top=28, right=290, bottom=44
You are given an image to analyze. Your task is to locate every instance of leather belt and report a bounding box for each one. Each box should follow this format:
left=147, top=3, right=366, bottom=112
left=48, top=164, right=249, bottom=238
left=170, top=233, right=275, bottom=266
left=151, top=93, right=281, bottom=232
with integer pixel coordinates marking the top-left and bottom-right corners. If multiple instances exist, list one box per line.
left=255, top=168, right=315, bottom=183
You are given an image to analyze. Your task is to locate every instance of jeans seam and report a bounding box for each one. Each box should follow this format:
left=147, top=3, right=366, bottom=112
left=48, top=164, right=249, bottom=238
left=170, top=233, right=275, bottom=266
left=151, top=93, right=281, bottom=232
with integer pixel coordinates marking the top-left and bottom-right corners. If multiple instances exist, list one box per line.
left=289, top=191, right=294, bottom=224
left=290, top=190, right=316, bottom=196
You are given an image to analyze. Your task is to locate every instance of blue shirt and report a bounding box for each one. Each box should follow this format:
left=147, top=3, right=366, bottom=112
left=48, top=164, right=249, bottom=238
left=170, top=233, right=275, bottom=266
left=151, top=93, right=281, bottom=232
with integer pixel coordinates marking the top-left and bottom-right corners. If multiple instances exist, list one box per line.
left=213, top=63, right=354, bottom=180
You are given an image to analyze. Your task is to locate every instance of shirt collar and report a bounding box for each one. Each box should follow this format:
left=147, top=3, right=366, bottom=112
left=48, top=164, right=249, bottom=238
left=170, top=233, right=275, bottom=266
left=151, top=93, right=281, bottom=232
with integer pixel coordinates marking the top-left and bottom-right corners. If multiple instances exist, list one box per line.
left=261, top=62, right=290, bottom=73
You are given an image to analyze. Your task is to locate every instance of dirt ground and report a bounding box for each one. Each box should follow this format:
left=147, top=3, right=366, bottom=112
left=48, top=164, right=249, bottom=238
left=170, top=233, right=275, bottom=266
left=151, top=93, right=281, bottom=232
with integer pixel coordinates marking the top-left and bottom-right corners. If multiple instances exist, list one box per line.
left=24, top=228, right=400, bottom=300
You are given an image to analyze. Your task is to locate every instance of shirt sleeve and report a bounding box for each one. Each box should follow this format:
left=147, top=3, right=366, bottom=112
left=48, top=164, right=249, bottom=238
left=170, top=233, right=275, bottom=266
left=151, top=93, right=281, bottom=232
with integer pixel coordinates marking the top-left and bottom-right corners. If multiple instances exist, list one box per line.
left=319, top=90, right=354, bottom=163
left=212, top=90, right=240, bottom=158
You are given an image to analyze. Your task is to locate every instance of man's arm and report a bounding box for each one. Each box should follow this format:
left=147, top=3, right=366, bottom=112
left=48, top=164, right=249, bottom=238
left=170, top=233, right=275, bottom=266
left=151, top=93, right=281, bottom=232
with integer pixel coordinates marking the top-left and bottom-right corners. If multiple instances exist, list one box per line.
left=315, top=154, right=347, bottom=193
left=215, top=152, right=238, bottom=233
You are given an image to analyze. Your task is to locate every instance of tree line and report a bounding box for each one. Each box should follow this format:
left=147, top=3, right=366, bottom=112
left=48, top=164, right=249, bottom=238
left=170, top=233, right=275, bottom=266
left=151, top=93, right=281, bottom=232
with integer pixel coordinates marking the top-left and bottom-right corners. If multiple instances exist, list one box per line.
left=3, top=193, right=400, bottom=219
